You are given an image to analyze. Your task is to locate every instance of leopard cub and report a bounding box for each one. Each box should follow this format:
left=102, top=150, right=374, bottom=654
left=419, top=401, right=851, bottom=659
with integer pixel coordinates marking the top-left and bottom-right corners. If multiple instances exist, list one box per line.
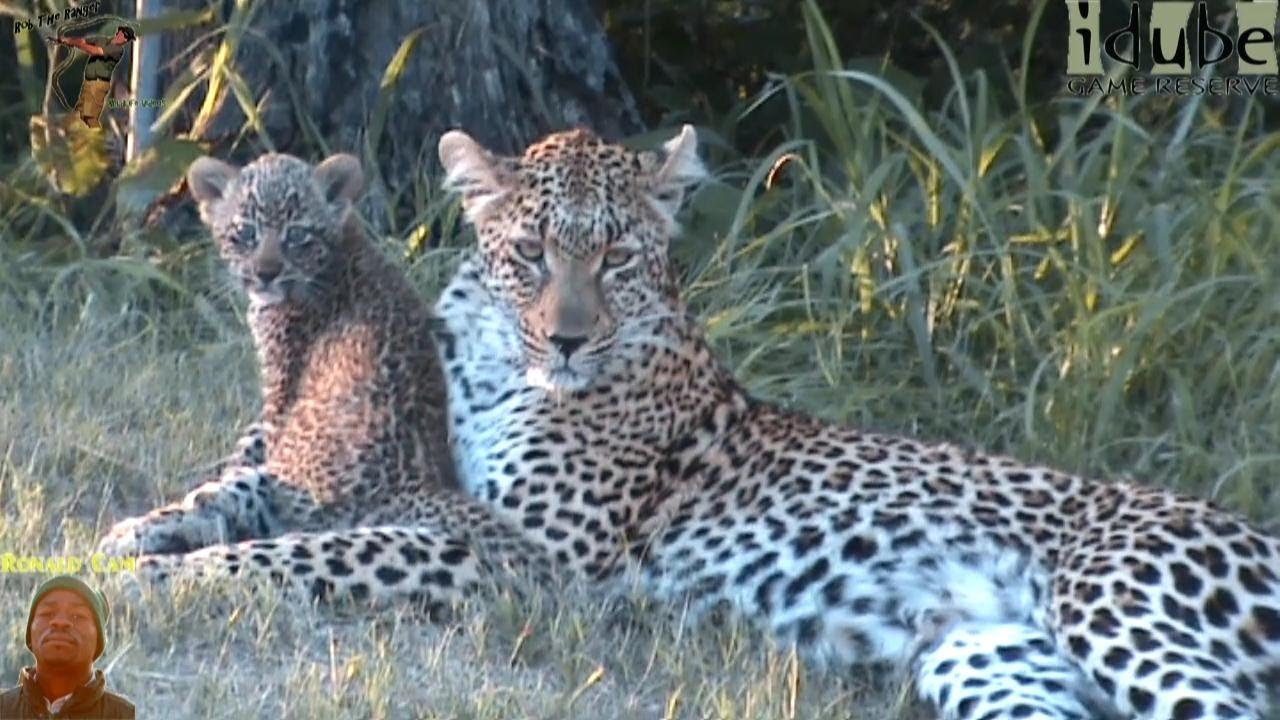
left=96, top=154, right=543, bottom=606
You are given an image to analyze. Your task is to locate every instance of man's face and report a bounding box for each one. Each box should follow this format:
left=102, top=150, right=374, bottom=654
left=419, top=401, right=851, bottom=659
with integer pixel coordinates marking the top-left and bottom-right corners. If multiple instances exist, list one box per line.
left=30, top=590, right=96, bottom=668
left=112, top=30, right=127, bottom=45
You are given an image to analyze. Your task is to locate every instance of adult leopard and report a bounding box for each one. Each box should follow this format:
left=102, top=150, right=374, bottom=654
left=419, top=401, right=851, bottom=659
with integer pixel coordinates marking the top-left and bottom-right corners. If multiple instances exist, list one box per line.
left=432, top=125, right=1280, bottom=719
left=98, top=152, right=551, bottom=608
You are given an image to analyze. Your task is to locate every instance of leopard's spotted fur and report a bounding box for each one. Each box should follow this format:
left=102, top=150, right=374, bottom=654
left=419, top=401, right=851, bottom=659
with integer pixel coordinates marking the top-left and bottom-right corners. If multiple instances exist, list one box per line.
left=431, top=126, right=1280, bottom=719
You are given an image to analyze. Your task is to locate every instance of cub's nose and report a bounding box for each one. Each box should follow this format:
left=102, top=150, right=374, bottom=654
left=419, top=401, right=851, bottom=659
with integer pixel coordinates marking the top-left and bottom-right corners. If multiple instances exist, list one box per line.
left=549, top=333, right=588, bottom=358
left=255, top=261, right=282, bottom=284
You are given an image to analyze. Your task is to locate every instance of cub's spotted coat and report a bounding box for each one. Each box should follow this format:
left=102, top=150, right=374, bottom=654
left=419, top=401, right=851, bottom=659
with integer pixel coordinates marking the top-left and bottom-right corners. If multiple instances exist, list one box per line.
left=98, top=152, right=551, bottom=606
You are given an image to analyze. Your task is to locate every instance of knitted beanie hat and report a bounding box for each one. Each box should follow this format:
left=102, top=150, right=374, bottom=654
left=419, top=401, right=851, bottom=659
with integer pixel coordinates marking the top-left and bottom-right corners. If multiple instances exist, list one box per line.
left=25, top=575, right=109, bottom=660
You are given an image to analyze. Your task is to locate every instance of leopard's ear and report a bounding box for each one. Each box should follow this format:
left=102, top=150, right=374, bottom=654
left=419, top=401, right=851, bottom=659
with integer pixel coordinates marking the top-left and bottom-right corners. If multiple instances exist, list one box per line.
left=438, top=130, right=515, bottom=224
left=647, top=124, right=706, bottom=229
left=313, top=153, right=364, bottom=207
left=187, top=156, right=239, bottom=225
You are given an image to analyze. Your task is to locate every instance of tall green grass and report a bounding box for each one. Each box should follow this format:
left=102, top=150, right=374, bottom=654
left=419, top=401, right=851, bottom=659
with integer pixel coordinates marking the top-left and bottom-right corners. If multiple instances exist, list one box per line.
left=677, top=1, right=1280, bottom=526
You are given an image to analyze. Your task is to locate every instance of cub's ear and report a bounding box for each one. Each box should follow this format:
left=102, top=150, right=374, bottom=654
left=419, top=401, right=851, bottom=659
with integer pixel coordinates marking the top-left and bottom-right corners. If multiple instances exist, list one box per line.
left=313, top=154, right=364, bottom=210
left=438, top=130, right=515, bottom=223
left=187, top=157, right=239, bottom=224
left=647, top=124, right=706, bottom=229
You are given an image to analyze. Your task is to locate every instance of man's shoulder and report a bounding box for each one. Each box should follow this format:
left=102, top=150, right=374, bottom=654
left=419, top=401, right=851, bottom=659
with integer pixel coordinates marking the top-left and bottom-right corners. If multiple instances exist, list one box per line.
left=99, top=687, right=135, bottom=718
left=0, top=682, right=28, bottom=714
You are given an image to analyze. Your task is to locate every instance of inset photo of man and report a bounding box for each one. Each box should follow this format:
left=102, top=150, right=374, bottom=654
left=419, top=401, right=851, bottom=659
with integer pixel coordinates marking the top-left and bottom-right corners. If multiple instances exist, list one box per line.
left=45, top=24, right=136, bottom=128
left=0, top=575, right=134, bottom=719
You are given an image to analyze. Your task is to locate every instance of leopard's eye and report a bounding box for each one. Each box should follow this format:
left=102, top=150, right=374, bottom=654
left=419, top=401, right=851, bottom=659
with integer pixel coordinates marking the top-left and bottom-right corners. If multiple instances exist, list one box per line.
left=284, top=226, right=312, bottom=249
left=513, top=238, right=545, bottom=263
left=230, top=225, right=257, bottom=249
left=601, top=247, right=634, bottom=270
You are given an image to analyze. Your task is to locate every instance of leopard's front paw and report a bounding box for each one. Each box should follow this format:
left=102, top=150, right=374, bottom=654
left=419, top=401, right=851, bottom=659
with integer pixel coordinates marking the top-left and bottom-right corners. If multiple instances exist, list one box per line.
left=134, top=553, right=181, bottom=583
left=906, top=606, right=966, bottom=661
left=96, top=513, right=206, bottom=557
left=110, top=553, right=180, bottom=604
left=235, top=422, right=269, bottom=467
left=96, top=516, right=150, bottom=558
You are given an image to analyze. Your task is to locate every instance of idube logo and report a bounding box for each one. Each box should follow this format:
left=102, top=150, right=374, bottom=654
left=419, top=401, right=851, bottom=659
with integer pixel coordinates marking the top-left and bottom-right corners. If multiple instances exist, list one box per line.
left=1065, top=0, right=1280, bottom=95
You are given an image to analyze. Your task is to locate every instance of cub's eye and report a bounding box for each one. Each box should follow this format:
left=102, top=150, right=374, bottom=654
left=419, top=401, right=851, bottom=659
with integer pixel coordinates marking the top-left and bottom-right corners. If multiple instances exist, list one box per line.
left=513, top=238, right=545, bottom=263
left=601, top=247, right=634, bottom=270
left=284, top=226, right=312, bottom=249
left=230, top=225, right=257, bottom=248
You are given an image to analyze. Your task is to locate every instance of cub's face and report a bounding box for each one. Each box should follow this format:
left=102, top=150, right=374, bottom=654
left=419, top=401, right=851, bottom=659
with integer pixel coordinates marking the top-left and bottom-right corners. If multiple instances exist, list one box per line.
left=439, top=126, right=704, bottom=393
left=186, top=153, right=363, bottom=307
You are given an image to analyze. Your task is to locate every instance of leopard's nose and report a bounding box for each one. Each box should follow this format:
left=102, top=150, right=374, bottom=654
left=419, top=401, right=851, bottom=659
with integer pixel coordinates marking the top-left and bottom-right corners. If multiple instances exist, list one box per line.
left=549, top=334, right=587, bottom=358
left=255, top=261, right=282, bottom=284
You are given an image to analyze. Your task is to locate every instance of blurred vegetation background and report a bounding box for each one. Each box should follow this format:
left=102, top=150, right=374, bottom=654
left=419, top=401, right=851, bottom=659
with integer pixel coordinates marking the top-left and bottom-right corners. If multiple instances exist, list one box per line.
left=0, top=0, right=1266, bottom=248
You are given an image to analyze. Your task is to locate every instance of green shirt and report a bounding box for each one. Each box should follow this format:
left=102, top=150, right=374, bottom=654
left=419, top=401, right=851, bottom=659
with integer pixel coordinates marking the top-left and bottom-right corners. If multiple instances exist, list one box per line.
left=82, top=37, right=125, bottom=82
left=0, top=667, right=135, bottom=719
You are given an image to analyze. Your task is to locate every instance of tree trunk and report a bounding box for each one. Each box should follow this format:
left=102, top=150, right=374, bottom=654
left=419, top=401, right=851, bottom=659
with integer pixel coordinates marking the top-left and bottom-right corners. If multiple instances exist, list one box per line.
left=160, top=0, right=641, bottom=229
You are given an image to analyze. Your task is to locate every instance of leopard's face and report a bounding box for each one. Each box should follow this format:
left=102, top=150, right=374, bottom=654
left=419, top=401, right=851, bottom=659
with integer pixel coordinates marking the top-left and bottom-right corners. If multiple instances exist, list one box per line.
left=440, top=127, right=705, bottom=392
left=187, top=153, right=363, bottom=308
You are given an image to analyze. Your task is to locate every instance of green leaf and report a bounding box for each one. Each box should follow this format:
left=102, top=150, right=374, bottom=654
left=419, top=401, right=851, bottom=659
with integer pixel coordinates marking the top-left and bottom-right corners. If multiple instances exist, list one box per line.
left=368, top=26, right=428, bottom=159
left=133, top=8, right=216, bottom=35
left=113, top=137, right=205, bottom=220
left=28, top=113, right=110, bottom=197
